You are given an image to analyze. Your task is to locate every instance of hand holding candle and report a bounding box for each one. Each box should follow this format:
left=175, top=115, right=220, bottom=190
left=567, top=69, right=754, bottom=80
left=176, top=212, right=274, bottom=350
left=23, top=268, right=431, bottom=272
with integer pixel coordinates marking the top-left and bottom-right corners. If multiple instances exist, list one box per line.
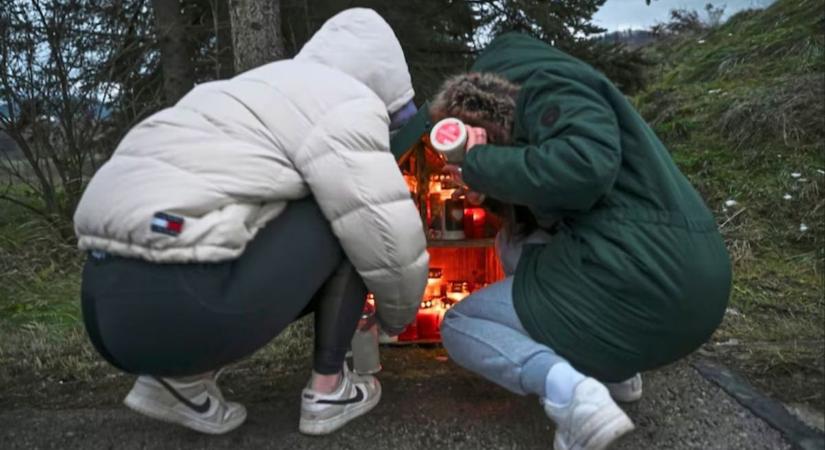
left=442, top=123, right=487, bottom=204
left=430, top=118, right=487, bottom=162
left=464, top=125, right=488, bottom=152
left=443, top=165, right=486, bottom=206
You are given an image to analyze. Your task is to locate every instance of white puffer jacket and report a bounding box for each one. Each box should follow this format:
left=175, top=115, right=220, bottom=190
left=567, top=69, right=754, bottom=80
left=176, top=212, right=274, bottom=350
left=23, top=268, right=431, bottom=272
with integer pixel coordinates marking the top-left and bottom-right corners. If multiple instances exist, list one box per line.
left=73, top=8, right=429, bottom=331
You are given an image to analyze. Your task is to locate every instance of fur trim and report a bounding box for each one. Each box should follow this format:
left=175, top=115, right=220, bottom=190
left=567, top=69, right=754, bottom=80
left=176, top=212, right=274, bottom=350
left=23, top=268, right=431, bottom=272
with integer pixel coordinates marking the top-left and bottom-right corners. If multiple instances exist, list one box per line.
left=429, top=73, right=520, bottom=145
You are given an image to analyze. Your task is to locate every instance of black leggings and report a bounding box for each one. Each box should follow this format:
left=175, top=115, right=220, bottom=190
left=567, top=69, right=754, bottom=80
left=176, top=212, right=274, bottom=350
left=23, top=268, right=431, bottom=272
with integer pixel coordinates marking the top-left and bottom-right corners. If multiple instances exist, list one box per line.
left=81, top=198, right=367, bottom=377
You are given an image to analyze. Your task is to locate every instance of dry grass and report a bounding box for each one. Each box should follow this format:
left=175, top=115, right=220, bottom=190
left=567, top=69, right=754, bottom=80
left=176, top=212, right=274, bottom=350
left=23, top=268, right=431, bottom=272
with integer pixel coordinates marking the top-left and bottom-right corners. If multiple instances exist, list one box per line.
left=719, top=74, right=825, bottom=151
left=0, top=323, right=102, bottom=383
left=0, top=317, right=315, bottom=388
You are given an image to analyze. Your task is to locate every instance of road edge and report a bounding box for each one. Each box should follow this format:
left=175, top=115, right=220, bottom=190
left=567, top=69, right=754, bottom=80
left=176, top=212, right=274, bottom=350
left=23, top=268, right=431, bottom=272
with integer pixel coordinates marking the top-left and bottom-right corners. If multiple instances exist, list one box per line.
left=693, top=359, right=825, bottom=450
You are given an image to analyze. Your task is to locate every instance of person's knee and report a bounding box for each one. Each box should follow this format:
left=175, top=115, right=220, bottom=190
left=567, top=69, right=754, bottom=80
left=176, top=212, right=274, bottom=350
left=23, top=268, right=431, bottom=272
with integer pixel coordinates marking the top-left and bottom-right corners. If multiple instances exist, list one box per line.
left=447, top=292, right=483, bottom=320
left=440, top=292, right=499, bottom=350
left=448, top=278, right=515, bottom=320
left=439, top=308, right=463, bottom=350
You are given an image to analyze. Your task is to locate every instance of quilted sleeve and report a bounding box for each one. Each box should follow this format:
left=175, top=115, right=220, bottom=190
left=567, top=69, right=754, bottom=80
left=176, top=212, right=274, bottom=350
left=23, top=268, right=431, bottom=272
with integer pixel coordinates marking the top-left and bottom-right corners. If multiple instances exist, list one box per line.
left=289, top=97, right=429, bottom=334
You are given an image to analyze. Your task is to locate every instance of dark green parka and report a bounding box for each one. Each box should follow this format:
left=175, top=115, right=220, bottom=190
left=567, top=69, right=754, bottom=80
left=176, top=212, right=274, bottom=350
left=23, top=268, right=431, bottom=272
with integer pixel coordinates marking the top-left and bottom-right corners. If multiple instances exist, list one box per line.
left=461, top=33, right=732, bottom=382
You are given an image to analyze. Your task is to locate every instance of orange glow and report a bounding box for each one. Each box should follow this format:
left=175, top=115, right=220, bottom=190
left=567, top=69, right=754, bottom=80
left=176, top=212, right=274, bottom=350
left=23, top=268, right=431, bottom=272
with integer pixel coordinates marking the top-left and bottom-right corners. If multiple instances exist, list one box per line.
left=389, top=135, right=505, bottom=342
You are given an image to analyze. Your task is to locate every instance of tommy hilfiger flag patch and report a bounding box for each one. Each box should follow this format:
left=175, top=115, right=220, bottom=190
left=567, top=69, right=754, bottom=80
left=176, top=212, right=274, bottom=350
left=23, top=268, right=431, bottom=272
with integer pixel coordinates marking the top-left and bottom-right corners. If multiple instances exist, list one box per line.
left=151, top=212, right=185, bottom=236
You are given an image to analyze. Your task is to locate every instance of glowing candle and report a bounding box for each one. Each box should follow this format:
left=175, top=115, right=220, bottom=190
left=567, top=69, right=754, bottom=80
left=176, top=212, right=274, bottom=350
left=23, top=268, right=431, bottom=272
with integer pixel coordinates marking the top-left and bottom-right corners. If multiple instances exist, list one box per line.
left=417, top=307, right=441, bottom=340
left=398, top=319, right=419, bottom=341
left=463, top=207, right=487, bottom=239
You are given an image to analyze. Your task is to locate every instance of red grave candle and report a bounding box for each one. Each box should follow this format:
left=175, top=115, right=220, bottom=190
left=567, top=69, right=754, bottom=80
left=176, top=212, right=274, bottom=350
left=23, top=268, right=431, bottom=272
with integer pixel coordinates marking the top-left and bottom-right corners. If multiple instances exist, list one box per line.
left=463, top=207, right=487, bottom=239
left=397, top=319, right=418, bottom=341
left=417, top=308, right=441, bottom=340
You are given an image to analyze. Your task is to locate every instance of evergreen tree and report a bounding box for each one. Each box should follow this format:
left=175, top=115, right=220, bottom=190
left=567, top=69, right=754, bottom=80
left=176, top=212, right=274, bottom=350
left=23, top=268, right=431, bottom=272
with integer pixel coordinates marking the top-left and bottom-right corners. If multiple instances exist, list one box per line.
left=472, top=0, right=607, bottom=48
left=472, top=0, right=650, bottom=94
left=279, top=0, right=649, bottom=97
left=281, top=0, right=475, bottom=100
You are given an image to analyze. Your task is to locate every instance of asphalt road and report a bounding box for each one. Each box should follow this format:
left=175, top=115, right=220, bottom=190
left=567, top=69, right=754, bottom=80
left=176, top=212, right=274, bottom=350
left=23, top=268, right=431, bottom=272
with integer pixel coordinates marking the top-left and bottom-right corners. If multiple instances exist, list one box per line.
left=0, top=347, right=793, bottom=449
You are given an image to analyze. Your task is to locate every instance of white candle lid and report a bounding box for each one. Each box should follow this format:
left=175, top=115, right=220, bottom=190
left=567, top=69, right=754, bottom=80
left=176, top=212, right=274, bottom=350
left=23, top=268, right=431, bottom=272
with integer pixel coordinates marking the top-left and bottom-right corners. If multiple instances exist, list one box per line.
left=429, top=118, right=468, bottom=154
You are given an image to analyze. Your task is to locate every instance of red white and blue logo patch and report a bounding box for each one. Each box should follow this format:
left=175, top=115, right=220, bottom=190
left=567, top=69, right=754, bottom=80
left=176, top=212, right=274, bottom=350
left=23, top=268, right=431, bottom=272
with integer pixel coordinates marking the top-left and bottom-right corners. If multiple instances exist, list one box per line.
left=151, top=212, right=185, bottom=236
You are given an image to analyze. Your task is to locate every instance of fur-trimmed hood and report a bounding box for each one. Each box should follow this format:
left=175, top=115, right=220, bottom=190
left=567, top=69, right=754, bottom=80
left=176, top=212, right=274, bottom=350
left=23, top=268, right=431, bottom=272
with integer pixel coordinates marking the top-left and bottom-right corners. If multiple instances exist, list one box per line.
left=429, top=72, right=520, bottom=144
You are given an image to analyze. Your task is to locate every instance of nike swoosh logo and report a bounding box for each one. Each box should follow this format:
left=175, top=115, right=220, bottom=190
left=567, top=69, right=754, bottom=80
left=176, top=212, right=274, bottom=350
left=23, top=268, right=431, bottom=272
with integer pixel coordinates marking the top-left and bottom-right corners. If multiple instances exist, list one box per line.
left=316, top=386, right=365, bottom=405
left=154, top=377, right=212, bottom=414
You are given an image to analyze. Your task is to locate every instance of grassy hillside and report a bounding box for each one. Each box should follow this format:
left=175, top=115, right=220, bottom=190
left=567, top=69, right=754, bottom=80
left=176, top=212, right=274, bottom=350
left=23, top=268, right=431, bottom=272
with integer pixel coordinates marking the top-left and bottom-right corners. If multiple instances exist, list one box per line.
left=637, top=0, right=824, bottom=411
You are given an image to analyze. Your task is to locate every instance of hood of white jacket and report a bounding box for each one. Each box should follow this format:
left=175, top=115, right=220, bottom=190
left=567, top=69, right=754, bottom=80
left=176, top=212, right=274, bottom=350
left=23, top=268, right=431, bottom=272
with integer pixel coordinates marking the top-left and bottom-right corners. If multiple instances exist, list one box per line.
left=296, top=8, right=414, bottom=113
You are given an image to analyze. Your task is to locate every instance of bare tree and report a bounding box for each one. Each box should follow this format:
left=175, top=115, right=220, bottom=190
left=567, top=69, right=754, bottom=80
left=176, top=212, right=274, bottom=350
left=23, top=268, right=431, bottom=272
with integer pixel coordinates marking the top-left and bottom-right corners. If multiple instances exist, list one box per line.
left=229, top=0, right=286, bottom=73
left=152, top=0, right=196, bottom=103
left=704, top=3, right=725, bottom=28
left=0, top=0, right=161, bottom=238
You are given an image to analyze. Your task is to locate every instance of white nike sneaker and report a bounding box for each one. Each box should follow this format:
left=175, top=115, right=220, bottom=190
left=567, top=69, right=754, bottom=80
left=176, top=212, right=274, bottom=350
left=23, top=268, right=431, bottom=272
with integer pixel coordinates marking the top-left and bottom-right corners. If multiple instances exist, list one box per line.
left=123, top=371, right=246, bottom=435
left=299, top=364, right=381, bottom=435
left=605, top=373, right=643, bottom=403
left=544, top=378, right=635, bottom=450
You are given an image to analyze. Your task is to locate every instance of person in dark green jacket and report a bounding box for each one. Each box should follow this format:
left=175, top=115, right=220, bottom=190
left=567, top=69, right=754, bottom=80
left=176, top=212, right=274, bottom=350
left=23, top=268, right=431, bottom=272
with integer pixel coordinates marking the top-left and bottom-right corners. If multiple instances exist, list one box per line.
left=433, top=33, right=732, bottom=450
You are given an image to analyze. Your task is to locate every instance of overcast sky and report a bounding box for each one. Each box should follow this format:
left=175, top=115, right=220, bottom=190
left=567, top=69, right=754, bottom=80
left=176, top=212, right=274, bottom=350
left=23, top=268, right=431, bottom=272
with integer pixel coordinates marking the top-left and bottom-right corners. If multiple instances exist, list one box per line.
left=593, top=0, right=775, bottom=31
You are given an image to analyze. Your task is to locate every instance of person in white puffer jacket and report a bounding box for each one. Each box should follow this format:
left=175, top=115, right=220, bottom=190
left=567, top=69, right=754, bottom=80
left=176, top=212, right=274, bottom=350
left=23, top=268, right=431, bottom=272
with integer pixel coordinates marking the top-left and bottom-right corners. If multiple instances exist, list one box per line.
left=74, top=8, right=428, bottom=436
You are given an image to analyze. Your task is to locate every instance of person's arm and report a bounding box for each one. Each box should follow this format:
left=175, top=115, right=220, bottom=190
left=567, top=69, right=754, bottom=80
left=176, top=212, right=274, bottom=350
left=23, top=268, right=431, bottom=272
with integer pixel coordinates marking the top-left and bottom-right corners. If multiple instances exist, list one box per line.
left=291, top=98, right=429, bottom=335
left=461, top=71, right=622, bottom=212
